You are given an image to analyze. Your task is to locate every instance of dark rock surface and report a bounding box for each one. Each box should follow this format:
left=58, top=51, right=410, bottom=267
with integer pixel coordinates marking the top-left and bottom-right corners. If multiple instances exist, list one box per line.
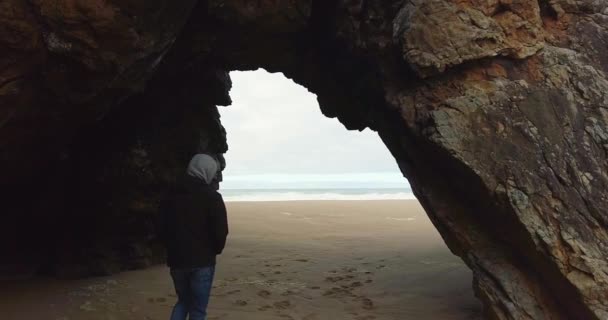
left=1, top=0, right=607, bottom=319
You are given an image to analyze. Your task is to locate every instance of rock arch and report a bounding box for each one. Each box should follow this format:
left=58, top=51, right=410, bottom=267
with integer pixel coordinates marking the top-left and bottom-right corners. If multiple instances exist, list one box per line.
left=0, top=1, right=607, bottom=319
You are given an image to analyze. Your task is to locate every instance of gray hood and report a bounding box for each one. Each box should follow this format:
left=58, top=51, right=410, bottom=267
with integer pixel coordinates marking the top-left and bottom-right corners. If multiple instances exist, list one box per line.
left=186, top=154, right=218, bottom=184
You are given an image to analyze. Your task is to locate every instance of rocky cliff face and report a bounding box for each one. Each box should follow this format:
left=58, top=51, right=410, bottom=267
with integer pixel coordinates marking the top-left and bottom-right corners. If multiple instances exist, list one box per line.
left=1, top=0, right=607, bottom=319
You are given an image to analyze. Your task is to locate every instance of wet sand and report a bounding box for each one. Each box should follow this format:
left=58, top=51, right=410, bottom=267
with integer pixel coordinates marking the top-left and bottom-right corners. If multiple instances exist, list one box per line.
left=1, top=200, right=481, bottom=320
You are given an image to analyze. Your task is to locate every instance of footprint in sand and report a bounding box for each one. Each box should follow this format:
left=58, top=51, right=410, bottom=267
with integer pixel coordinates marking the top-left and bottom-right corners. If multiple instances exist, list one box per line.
left=147, top=297, right=167, bottom=304
left=322, top=287, right=355, bottom=297
left=273, top=300, right=292, bottom=309
left=281, top=290, right=296, bottom=296
left=226, top=289, right=241, bottom=295
left=234, top=299, right=248, bottom=306
left=325, top=276, right=344, bottom=282
left=257, top=290, right=271, bottom=298
left=258, top=304, right=273, bottom=311
left=326, top=274, right=356, bottom=283
left=294, top=259, right=309, bottom=262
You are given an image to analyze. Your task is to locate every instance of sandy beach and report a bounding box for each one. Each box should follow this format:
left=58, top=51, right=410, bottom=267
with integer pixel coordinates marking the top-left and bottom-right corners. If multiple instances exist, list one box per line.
left=1, top=200, right=481, bottom=320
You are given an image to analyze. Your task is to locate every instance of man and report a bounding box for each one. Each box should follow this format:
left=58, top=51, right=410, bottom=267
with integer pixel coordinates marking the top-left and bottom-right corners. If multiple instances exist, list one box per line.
left=160, top=154, right=229, bottom=320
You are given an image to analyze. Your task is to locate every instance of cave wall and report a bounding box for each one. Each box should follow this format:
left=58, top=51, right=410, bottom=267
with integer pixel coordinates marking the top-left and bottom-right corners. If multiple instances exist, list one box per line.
left=41, top=66, right=231, bottom=277
left=1, top=0, right=607, bottom=319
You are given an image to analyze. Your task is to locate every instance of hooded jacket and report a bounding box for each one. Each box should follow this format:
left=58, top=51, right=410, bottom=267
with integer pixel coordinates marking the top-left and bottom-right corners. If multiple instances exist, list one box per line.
left=186, top=154, right=218, bottom=185
left=159, top=160, right=228, bottom=268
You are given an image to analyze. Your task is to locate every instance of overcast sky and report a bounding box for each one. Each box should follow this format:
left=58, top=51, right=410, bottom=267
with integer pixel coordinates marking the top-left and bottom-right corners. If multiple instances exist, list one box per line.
left=219, top=69, right=407, bottom=189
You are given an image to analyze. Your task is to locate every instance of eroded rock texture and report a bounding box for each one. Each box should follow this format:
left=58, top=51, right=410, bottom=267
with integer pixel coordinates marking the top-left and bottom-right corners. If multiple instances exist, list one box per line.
left=1, top=0, right=607, bottom=319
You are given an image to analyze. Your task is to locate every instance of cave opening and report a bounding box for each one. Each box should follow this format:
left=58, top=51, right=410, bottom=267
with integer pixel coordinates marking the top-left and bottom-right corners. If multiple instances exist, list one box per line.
left=220, top=69, right=406, bottom=198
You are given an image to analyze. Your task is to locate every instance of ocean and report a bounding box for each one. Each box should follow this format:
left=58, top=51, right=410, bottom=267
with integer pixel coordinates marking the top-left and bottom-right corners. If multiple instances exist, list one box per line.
left=219, top=172, right=414, bottom=201
left=219, top=187, right=415, bottom=201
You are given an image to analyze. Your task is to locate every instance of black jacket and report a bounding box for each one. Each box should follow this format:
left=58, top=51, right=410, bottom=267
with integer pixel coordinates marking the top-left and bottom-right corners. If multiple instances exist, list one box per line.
left=159, top=175, right=228, bottom=268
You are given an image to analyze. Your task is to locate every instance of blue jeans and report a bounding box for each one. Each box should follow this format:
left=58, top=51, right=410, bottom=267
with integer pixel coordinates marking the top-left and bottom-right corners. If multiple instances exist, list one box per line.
left=170, top=266, right=216, bottom=320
